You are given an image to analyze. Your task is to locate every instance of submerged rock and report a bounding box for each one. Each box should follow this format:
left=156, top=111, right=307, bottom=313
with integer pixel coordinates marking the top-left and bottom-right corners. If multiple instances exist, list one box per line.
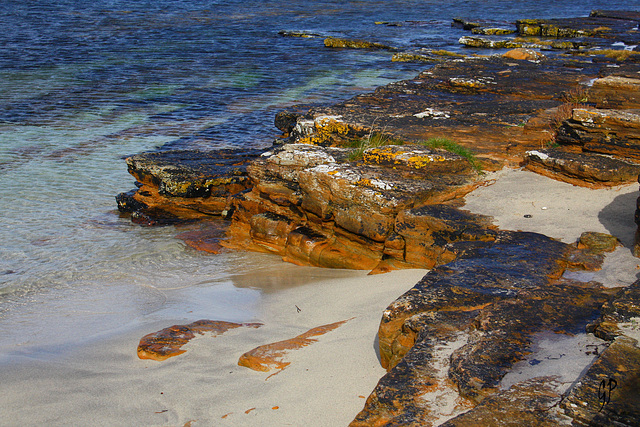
left=324, top=37, right=395, bottom=51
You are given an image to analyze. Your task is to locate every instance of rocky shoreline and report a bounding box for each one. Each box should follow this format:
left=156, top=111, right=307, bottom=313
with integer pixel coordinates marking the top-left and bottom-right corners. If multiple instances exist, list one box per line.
left=117, top=10, right=640, bottom=426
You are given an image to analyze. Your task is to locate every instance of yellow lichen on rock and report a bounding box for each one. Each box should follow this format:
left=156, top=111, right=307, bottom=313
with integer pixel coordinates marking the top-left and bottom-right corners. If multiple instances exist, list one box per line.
left=363, top=146, right=447, bottom=170
left=406, top=154, right=446, bottom=169
left=297, top=116, right=361, bottom=146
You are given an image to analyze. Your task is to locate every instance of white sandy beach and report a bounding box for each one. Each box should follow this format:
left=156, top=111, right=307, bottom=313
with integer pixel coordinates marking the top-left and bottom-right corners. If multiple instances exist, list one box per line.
left=1, top=168, right=638, bottom=426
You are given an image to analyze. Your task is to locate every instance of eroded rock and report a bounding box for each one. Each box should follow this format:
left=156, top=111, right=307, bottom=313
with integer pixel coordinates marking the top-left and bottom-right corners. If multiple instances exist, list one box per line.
left=353, top=231, right=612, bottom=425
left=117, top=149, right=261, bottom=224
left=137, top=320, right=263, bottom=361
left=222, top=143, right=482, bottom=270
left=238, top=319, right=351, bottom=376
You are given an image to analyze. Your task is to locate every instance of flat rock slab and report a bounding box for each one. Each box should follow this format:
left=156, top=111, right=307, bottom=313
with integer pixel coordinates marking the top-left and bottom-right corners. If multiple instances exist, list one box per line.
left=288, top=56, right=605, bottom=159
left=525, top=148, right=640, bottom=187
left=352, top=230, right=614, bottom=425
left=561, top=336, right=640, bottom=426
left=117, top=149, right=262, bottom=224
left=137, top=320, right=263, bottom=361
left=440, top=377, right=571, bottom=427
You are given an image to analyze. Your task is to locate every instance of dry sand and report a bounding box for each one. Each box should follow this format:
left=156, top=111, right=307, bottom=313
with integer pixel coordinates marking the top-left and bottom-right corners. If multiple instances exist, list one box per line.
left=1, top=167, right=638, bottom=426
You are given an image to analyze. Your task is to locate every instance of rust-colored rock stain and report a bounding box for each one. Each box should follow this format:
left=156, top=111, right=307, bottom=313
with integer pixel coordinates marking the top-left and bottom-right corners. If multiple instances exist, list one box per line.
left=238, top=318, right=352, bottom=374
left=137, top=320, right=263, bottom=361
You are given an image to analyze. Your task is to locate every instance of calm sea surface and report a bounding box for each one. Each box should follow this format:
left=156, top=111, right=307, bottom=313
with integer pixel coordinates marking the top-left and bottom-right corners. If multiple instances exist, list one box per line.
left=0, top=0, right=635, bottom=351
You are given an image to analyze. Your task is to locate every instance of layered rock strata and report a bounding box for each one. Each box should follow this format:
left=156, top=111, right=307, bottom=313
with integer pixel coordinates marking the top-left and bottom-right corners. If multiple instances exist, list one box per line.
left=116, top=149, right=262, bottom=225
left=221, top=143, right=483, bottom=271
left=525, top=71, right=640, bottom=186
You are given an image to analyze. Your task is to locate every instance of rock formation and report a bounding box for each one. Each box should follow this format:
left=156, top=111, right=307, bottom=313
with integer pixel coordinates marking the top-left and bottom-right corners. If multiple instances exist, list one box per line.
left=117, top=10, right=640, bottom=426
left=137, top=320, right=263, bottom=361
left=237, top=319, right=351, bottom=376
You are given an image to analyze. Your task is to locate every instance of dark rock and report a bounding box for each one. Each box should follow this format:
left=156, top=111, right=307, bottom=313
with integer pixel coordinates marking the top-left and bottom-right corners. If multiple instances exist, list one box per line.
left=589, top=279, right=640, bottom=341
left=274, top=110, right=304, bottom=136
left=278, top=30, right=322, bottom=38
left=590, top=10, right=640, bottom=21
left=560, top=336, right=640, bottom=426
left=525, top=148, right=640, bottom=187
left=125, top=149, right=259, bottom=198
left=119, top=149, right=261, bottom=225
left=353, top=230, right=611, bottom=425
left=449, top=283, right=609, bottom=402
left=441, top=377, right=570, bottom=426
left=115, top=188, right=147, bottom=213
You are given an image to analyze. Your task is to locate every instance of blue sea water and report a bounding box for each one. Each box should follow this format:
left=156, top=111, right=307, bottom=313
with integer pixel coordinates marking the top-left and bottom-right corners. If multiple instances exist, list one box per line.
left=0, top=0, right=636, bottom=350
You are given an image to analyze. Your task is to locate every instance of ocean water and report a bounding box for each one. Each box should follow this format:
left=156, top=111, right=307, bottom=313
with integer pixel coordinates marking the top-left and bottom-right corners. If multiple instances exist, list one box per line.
left=0, top=0, right=635, bottom=352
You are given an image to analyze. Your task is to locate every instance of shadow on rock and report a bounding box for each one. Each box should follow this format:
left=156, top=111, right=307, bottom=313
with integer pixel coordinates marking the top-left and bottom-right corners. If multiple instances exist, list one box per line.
left=598, top=190, right=638, bottom=250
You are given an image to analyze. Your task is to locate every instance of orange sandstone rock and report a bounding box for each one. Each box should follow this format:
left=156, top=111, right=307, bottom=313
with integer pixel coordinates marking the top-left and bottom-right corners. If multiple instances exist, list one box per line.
left=238, top=319, right=352, bottom=374
left=137, top=320, right=263, bottom=361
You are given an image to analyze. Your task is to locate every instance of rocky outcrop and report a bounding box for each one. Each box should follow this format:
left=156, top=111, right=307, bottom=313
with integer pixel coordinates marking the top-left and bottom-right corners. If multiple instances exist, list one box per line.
left=221, top=143, right=483, bottom=271
left=116, top=149, right=261, bottom=225
left=137, top=320, right=263, bottom=361
left=351, top=231, right=618, bottom=426
left=117, top=11, right=640, bottom=425
left=525, top=148, right=640, bottom=187
left=524, top=72, right=640, bottom=186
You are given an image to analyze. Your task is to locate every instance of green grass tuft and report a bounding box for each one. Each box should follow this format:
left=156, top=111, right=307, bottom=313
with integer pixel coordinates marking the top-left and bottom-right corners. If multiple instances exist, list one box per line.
left=418, top=137, right=482, bottom=172
left=347, top=132, right=404, bottom=161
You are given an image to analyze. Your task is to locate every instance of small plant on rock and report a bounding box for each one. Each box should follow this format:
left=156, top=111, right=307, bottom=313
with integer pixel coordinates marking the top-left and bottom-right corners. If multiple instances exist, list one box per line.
left=418, top=137, right=483, bottom=172
left=543, top=85, right=590, bottom=148
left=347, top=131, right=404, bottom=161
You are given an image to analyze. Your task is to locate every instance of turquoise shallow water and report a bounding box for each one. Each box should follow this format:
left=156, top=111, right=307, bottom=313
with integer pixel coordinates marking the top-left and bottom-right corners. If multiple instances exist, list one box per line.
left=0, top=0, right=636, bottom=350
